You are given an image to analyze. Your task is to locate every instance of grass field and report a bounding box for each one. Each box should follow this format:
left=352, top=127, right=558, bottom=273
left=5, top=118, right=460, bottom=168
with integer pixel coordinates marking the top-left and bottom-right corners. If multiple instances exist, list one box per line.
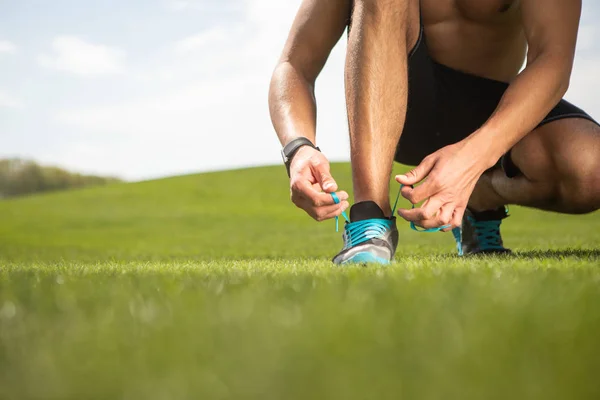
left=1, top=163, right=599, bottom=399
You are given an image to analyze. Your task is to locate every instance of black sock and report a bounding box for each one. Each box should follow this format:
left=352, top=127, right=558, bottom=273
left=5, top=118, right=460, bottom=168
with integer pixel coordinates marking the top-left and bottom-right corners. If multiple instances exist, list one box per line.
left=349, top=201, right=387, bottom=222
left=470, top=207, right=508, bottom=221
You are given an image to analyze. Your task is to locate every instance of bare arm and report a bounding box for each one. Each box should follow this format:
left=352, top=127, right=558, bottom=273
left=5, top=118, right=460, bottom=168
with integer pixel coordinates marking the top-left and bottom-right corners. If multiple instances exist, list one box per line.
left=269, top=0, right=352, bottom=222
left=269, top=0, right=351, bottom=147
left=470, top=0, right=582, bottom=164
left=396, top=0, right=582, bottom=229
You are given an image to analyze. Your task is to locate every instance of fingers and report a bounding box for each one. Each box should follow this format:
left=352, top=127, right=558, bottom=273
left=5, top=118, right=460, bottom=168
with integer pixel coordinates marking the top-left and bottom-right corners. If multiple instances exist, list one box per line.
left=398, top=196, right=457, bottom=230
left=440, top=205, right=466, bottom=232
left=400, top=175, right=442, bottom=205
left=395, top=156, right=436, bottom=187
left=451, top=206, right=466, bottom=229
left=397, top=159, right=440, bottom=204
left=311, top=157, right=338, bottom=193
left=296, top=198, right=350, bottom=222
left=398, top=200, right=466, bottom=231
left=292, top=179, right=348, bottom=207
left=317, top=201, right=350, bottom=222
left=438, top=204, right=455, bottom=232
left=291, top=177, right=350, bottom=221
left=397, top=196, right=445, bottom=222
left=289, top=151, right=348, bottom=221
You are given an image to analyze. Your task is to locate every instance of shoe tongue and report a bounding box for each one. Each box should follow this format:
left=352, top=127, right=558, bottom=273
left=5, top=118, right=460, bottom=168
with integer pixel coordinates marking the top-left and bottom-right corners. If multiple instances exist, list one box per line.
left=350, top=201, right=386, bottom=222
left=470, top=207, right=508, bottom=222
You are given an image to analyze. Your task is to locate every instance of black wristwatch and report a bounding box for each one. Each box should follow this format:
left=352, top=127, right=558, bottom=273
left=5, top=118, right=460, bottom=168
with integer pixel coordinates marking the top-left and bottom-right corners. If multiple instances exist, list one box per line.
left=281, top=137, right=320, bottom=177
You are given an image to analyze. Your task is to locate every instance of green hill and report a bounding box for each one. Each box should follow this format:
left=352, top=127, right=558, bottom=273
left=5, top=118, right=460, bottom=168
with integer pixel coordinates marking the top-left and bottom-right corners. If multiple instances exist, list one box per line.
left=1, top=163, right=598, bottom=262
left=2, top=164, right=600, bottom=400
left=0, top=158, right=120, bottom=199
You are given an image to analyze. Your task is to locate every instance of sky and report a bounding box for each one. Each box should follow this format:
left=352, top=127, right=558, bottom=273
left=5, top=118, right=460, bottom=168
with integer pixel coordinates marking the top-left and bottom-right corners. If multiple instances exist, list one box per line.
left=0, top=0, right=599, bottom=181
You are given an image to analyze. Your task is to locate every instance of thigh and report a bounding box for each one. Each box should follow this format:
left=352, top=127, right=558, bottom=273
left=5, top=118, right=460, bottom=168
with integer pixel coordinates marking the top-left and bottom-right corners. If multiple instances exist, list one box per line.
left=395, top=58, right=510, bottom=166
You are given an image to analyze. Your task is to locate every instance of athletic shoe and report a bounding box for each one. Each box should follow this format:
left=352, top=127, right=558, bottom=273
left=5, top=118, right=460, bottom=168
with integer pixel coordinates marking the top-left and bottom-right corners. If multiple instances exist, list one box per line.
left=452, top=207, right=511, bottom=256
left=332, top=201, right=399, bottom=265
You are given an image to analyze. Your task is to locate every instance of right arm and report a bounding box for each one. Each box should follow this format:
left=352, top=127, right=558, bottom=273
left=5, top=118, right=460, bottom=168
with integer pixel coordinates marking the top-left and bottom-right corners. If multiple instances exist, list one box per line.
left=268, top=0, right=352, bottom=221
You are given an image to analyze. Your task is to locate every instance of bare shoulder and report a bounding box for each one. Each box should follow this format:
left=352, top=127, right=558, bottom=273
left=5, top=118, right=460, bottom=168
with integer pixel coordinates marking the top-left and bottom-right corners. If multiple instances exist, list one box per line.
left=520, top=0, right=581, bottom=57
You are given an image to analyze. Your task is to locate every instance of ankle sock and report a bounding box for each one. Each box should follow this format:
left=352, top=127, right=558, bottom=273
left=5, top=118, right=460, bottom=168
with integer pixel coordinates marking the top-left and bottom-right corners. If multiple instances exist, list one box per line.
left=349, top=201, right=387, bottom=222
left=469, top=207, right=508, bottom=221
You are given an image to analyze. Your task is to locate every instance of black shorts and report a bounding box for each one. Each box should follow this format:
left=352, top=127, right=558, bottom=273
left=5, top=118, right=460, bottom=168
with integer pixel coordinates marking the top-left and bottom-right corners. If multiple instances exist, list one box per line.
left=395, top=25, right=599, bottom=167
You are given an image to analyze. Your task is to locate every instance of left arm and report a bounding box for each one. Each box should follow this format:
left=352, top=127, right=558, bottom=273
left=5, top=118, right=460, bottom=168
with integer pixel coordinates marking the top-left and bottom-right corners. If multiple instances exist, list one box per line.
left=468, top=0, right=582, bottom=163
left=396, top=0, right=582, bottom=228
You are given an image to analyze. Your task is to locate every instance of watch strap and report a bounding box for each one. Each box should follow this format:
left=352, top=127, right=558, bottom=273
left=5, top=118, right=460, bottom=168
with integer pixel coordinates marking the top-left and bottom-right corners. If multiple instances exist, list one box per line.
left=283, top=137, right=320, bottom=177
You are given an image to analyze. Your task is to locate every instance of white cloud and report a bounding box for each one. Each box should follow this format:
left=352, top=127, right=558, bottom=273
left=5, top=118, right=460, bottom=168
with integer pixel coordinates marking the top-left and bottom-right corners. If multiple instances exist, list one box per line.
left=0, top=40, right=16, bottom=53
left=577, top=26, right=598, bottom=52
left=566, top=20, right=600, bottom=114
left=0, top=90, right=24, bottom=109
left=165, top=0, right=243, bottom=13
left=37, top=36, right=125, bottom=77
left=166, top=0, right=196, bottom=11
left=174, top=28, right=228, bottom=54
left=566, top=57, right=600, bottom=113
left=52, top=0, right=349, bottom=180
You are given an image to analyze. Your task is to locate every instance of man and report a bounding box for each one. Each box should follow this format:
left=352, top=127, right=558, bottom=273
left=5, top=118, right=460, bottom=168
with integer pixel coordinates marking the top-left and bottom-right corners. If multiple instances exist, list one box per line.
left=269, top=0, right=600, bottom=264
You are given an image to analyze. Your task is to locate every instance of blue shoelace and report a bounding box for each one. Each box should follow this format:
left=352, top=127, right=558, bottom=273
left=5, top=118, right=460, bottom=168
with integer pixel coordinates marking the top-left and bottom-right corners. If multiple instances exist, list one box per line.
left=330, top=185, right=449, bottom=235
left=468, top=217, right=504, bottom=250
left=331, top=192, right=350, bottom=232
left=342, top=218, right=395, bottom=249
left=451, top=228, right=464, bottom=255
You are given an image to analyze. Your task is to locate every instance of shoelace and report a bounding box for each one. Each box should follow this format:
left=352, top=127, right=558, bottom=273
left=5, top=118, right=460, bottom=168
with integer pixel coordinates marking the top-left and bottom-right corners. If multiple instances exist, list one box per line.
left=343, top=218, right=395, bottom=249
left=451, top=228, right=463, bottom=256
left=331, top=185, right=449, bottom=234
left=331, top=192, right=394, bottom=249
left=331, top=192, right=350, bottom=232
left=469, top=217, right=504, bottom=250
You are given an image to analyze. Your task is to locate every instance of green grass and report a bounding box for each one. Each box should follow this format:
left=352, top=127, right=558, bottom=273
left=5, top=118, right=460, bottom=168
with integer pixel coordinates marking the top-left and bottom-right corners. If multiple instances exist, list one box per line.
left=1, top=163, right=599, bottom=399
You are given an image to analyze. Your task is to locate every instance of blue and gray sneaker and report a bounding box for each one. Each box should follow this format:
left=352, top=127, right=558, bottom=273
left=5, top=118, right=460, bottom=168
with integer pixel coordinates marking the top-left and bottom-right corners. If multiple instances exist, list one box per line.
left=452, top=207, right=511, bottom=256
left=332, top=201, right=399, bottom=265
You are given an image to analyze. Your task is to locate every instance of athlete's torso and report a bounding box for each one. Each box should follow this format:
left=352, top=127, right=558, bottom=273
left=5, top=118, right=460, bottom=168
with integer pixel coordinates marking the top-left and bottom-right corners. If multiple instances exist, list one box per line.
left=420, top=0, right=527, bottom=82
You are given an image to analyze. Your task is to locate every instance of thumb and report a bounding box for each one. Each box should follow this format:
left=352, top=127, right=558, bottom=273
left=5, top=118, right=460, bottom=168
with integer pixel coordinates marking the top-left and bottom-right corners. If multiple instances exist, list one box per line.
left=313, top=161, right=338, bottom=193
left=396, top=157, right=436, bottom=186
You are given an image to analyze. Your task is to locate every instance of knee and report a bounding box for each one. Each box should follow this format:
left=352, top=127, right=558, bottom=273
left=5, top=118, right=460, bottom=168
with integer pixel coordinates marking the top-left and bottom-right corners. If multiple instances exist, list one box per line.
left=558, top=152, right=600, bottom=214
left=512, top=120, right=600, bottom=214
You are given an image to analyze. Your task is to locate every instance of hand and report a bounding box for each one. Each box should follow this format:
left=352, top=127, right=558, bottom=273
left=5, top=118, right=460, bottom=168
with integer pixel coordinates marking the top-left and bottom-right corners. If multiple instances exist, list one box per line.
left=395, top=141, right=494, bottom=231
left=289, top=146, right=349, bottom=221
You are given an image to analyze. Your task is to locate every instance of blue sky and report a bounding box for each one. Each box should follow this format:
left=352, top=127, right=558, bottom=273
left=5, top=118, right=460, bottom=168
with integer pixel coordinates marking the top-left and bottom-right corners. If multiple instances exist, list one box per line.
left=1, top=1, right=599, bottom=180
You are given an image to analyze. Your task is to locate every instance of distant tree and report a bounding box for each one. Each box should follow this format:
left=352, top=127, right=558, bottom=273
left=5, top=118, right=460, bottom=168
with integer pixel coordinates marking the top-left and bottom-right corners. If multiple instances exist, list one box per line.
left=0, top=159, right=122, bottom=198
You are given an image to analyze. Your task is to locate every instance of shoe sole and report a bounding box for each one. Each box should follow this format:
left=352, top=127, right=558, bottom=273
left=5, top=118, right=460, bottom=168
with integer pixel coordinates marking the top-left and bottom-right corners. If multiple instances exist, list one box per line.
left=339, top=252, right=391, bottom=265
